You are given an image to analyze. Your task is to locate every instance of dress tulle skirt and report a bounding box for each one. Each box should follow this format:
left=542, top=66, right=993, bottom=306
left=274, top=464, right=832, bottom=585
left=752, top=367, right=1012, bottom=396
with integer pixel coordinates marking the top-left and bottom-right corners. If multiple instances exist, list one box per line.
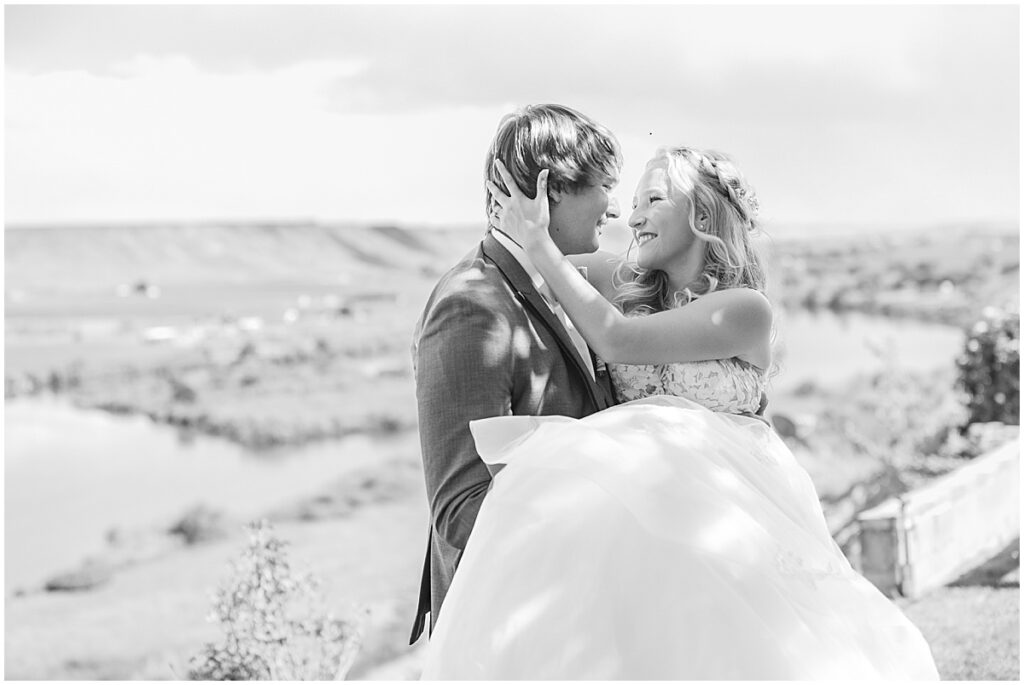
left=420, top=396, right=939, bottom=680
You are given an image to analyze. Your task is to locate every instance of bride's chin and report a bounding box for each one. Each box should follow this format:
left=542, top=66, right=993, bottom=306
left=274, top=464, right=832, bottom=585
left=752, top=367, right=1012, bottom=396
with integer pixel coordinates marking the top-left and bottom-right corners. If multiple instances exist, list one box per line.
left=635, top=254, right=656, bottom=271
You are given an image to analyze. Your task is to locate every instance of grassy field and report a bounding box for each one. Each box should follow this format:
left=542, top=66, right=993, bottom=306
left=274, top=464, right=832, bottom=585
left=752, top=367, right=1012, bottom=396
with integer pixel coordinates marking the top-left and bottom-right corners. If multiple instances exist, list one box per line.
left=6, top=221, right=1017, bottom=451
left=5, top=222, right=466, bottom=449
left=911, top=586, right=1020, bottom=680
left=767, top=226, right=1019, bottom=326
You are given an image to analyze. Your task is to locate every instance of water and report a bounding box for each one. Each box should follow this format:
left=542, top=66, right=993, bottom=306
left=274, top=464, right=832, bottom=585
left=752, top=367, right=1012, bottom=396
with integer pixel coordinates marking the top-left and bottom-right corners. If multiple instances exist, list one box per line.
left=772, top=310, right=964, bottom=392
left=4, top=311, right=966, bottom=591
left=5, top=400, right=385, bottom=590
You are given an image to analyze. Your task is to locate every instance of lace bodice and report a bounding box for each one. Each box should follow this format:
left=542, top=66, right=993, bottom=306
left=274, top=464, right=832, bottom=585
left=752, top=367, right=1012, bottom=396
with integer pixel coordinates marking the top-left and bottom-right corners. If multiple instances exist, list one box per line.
left=608, top=357, right=766, bottom=414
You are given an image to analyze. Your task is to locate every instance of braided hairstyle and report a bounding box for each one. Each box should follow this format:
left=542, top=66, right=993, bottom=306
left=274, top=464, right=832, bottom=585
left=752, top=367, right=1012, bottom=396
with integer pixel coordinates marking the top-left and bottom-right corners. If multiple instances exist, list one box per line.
left=614, top=146, right=766, bottom=315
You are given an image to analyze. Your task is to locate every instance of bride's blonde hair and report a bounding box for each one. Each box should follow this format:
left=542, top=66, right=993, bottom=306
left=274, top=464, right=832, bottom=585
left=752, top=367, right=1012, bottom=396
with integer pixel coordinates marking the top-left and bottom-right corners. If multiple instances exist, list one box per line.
left=614, top=146, right=766, bottom=315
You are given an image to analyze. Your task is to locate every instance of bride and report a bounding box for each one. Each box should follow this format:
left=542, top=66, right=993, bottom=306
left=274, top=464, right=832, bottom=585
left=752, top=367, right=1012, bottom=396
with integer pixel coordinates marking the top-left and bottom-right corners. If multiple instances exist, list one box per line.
left=420, top=148, right=939, bottom=679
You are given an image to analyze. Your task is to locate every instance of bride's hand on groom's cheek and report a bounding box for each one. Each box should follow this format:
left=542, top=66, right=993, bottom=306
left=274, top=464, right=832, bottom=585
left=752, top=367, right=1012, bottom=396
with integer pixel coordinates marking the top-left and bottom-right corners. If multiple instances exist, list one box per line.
left=486, top=159, right=550, bottom=247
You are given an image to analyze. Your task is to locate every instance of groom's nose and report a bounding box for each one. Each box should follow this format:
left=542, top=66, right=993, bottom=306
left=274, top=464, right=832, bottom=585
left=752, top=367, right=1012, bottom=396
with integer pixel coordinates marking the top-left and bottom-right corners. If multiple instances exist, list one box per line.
left=606, top=196, right=621, bottom=219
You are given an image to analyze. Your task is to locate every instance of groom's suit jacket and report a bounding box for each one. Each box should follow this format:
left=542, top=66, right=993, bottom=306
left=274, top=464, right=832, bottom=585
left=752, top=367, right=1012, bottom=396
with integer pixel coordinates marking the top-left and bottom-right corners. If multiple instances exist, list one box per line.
left=409, top=232, right=617, bottom=644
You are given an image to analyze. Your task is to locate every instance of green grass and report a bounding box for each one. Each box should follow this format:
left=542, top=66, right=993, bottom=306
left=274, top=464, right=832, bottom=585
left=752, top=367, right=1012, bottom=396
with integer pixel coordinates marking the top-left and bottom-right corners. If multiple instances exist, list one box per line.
left=902, top=586, right=1019, bottom=680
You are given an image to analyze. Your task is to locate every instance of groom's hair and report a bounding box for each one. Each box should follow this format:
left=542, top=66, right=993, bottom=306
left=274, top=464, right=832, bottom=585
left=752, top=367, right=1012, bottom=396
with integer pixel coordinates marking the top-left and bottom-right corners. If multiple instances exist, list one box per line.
left=484, top=104, right=621, bottom=222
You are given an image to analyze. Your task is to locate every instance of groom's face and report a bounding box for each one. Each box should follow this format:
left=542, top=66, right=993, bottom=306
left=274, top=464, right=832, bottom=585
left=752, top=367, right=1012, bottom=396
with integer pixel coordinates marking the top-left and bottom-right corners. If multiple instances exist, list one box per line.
left=548, top=173, right=621, bottom=255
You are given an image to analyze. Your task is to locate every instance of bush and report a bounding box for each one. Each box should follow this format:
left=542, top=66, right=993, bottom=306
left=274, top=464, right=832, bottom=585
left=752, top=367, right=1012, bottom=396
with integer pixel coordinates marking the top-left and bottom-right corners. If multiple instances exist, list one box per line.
left=956, top=307, right=1020, bottom=427
left=188, top=520, right=361, bottom=680
left=168, top=505, right=231, bottom=546
left=857, top=363, right=967, bottom=467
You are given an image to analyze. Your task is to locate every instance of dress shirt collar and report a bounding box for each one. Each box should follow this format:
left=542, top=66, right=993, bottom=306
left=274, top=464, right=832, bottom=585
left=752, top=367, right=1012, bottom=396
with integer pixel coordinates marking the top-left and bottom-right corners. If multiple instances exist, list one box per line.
left=489, top=229, right=555, bottom=303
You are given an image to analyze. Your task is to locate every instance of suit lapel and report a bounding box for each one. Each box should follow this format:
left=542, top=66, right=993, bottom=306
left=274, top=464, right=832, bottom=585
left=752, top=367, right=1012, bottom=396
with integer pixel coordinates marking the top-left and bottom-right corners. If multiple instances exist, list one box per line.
left=481, top=235, right=610, bottom=409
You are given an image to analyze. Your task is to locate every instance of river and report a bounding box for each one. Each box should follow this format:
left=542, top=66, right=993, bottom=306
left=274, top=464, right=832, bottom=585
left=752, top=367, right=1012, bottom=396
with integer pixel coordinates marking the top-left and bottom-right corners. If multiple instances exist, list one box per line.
left=772, top=309, right=965, bottom=392
left=4, top=310, right=965, bottom=591
left=4, top=402, right=393, bottom=590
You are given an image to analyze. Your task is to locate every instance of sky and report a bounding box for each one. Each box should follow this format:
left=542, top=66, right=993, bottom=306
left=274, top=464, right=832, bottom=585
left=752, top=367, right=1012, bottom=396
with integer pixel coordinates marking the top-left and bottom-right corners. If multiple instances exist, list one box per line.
left=4, top=4, right=1020, bottom=232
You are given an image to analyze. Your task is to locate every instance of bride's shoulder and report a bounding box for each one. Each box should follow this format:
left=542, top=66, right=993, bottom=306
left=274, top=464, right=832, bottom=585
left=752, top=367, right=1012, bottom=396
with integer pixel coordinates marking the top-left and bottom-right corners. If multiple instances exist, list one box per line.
left=701, top=287, right=772, bottom=316
left=693, top=288, right=773, bottom=344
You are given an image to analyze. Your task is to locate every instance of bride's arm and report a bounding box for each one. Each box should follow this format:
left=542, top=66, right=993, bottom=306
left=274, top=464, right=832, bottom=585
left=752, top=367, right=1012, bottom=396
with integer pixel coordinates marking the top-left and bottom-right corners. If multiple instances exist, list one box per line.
left=523, top=232, right=771, bottom=365
left=488, top=161, right=772, bottom=366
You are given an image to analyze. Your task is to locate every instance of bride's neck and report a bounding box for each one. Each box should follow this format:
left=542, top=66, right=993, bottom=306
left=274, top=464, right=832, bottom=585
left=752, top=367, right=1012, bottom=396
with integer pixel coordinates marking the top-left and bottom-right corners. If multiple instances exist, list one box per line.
left=664, top=252, right=706, bottom=299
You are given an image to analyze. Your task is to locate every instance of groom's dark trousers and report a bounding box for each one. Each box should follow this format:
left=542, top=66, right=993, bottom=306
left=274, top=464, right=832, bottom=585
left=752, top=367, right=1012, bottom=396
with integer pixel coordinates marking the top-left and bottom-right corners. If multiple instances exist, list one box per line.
left=409, top=232, right=616, bottom=644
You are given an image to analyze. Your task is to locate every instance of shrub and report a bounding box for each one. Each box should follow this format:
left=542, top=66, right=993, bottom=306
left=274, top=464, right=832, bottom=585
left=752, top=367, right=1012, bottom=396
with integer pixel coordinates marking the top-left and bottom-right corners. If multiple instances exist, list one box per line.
left=956, top=306, right=1020, bottom=427
left=860, top=363, right=968, bottom=467
left=168, top=505, right=231, bottom=546
left=168, top=376, right=198, bottom=403
left=188, top=520, right=361, bottom=680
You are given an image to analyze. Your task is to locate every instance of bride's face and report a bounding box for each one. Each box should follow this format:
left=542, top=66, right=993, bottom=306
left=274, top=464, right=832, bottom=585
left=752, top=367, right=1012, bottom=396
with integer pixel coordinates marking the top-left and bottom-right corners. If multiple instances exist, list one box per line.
left=628, top=161, right=697, bottom=272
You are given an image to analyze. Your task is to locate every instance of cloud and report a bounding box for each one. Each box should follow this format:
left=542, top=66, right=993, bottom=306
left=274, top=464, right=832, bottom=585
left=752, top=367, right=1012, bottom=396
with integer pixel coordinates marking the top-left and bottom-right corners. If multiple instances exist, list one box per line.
left=9, top=5, right=1013, bottom=112
left=4, top=5, right=1018, bottom=226
left=4, top=54, right=513, bottom=224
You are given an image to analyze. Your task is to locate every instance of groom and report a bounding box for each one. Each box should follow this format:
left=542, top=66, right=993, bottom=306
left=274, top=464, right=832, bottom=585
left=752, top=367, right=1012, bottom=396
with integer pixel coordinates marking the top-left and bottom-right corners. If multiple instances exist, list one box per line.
left=410, top=104, right=622, bottom=644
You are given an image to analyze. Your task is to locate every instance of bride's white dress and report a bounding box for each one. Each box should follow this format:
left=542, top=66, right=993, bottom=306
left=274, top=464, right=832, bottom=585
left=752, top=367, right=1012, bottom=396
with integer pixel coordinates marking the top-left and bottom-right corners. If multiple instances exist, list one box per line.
left=420, top=357, right=939, bottom=680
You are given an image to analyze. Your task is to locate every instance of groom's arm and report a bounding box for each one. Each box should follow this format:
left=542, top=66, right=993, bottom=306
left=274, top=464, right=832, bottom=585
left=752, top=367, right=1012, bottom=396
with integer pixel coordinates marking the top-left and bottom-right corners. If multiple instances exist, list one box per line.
left=416, top=293, right=513, bottom=552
